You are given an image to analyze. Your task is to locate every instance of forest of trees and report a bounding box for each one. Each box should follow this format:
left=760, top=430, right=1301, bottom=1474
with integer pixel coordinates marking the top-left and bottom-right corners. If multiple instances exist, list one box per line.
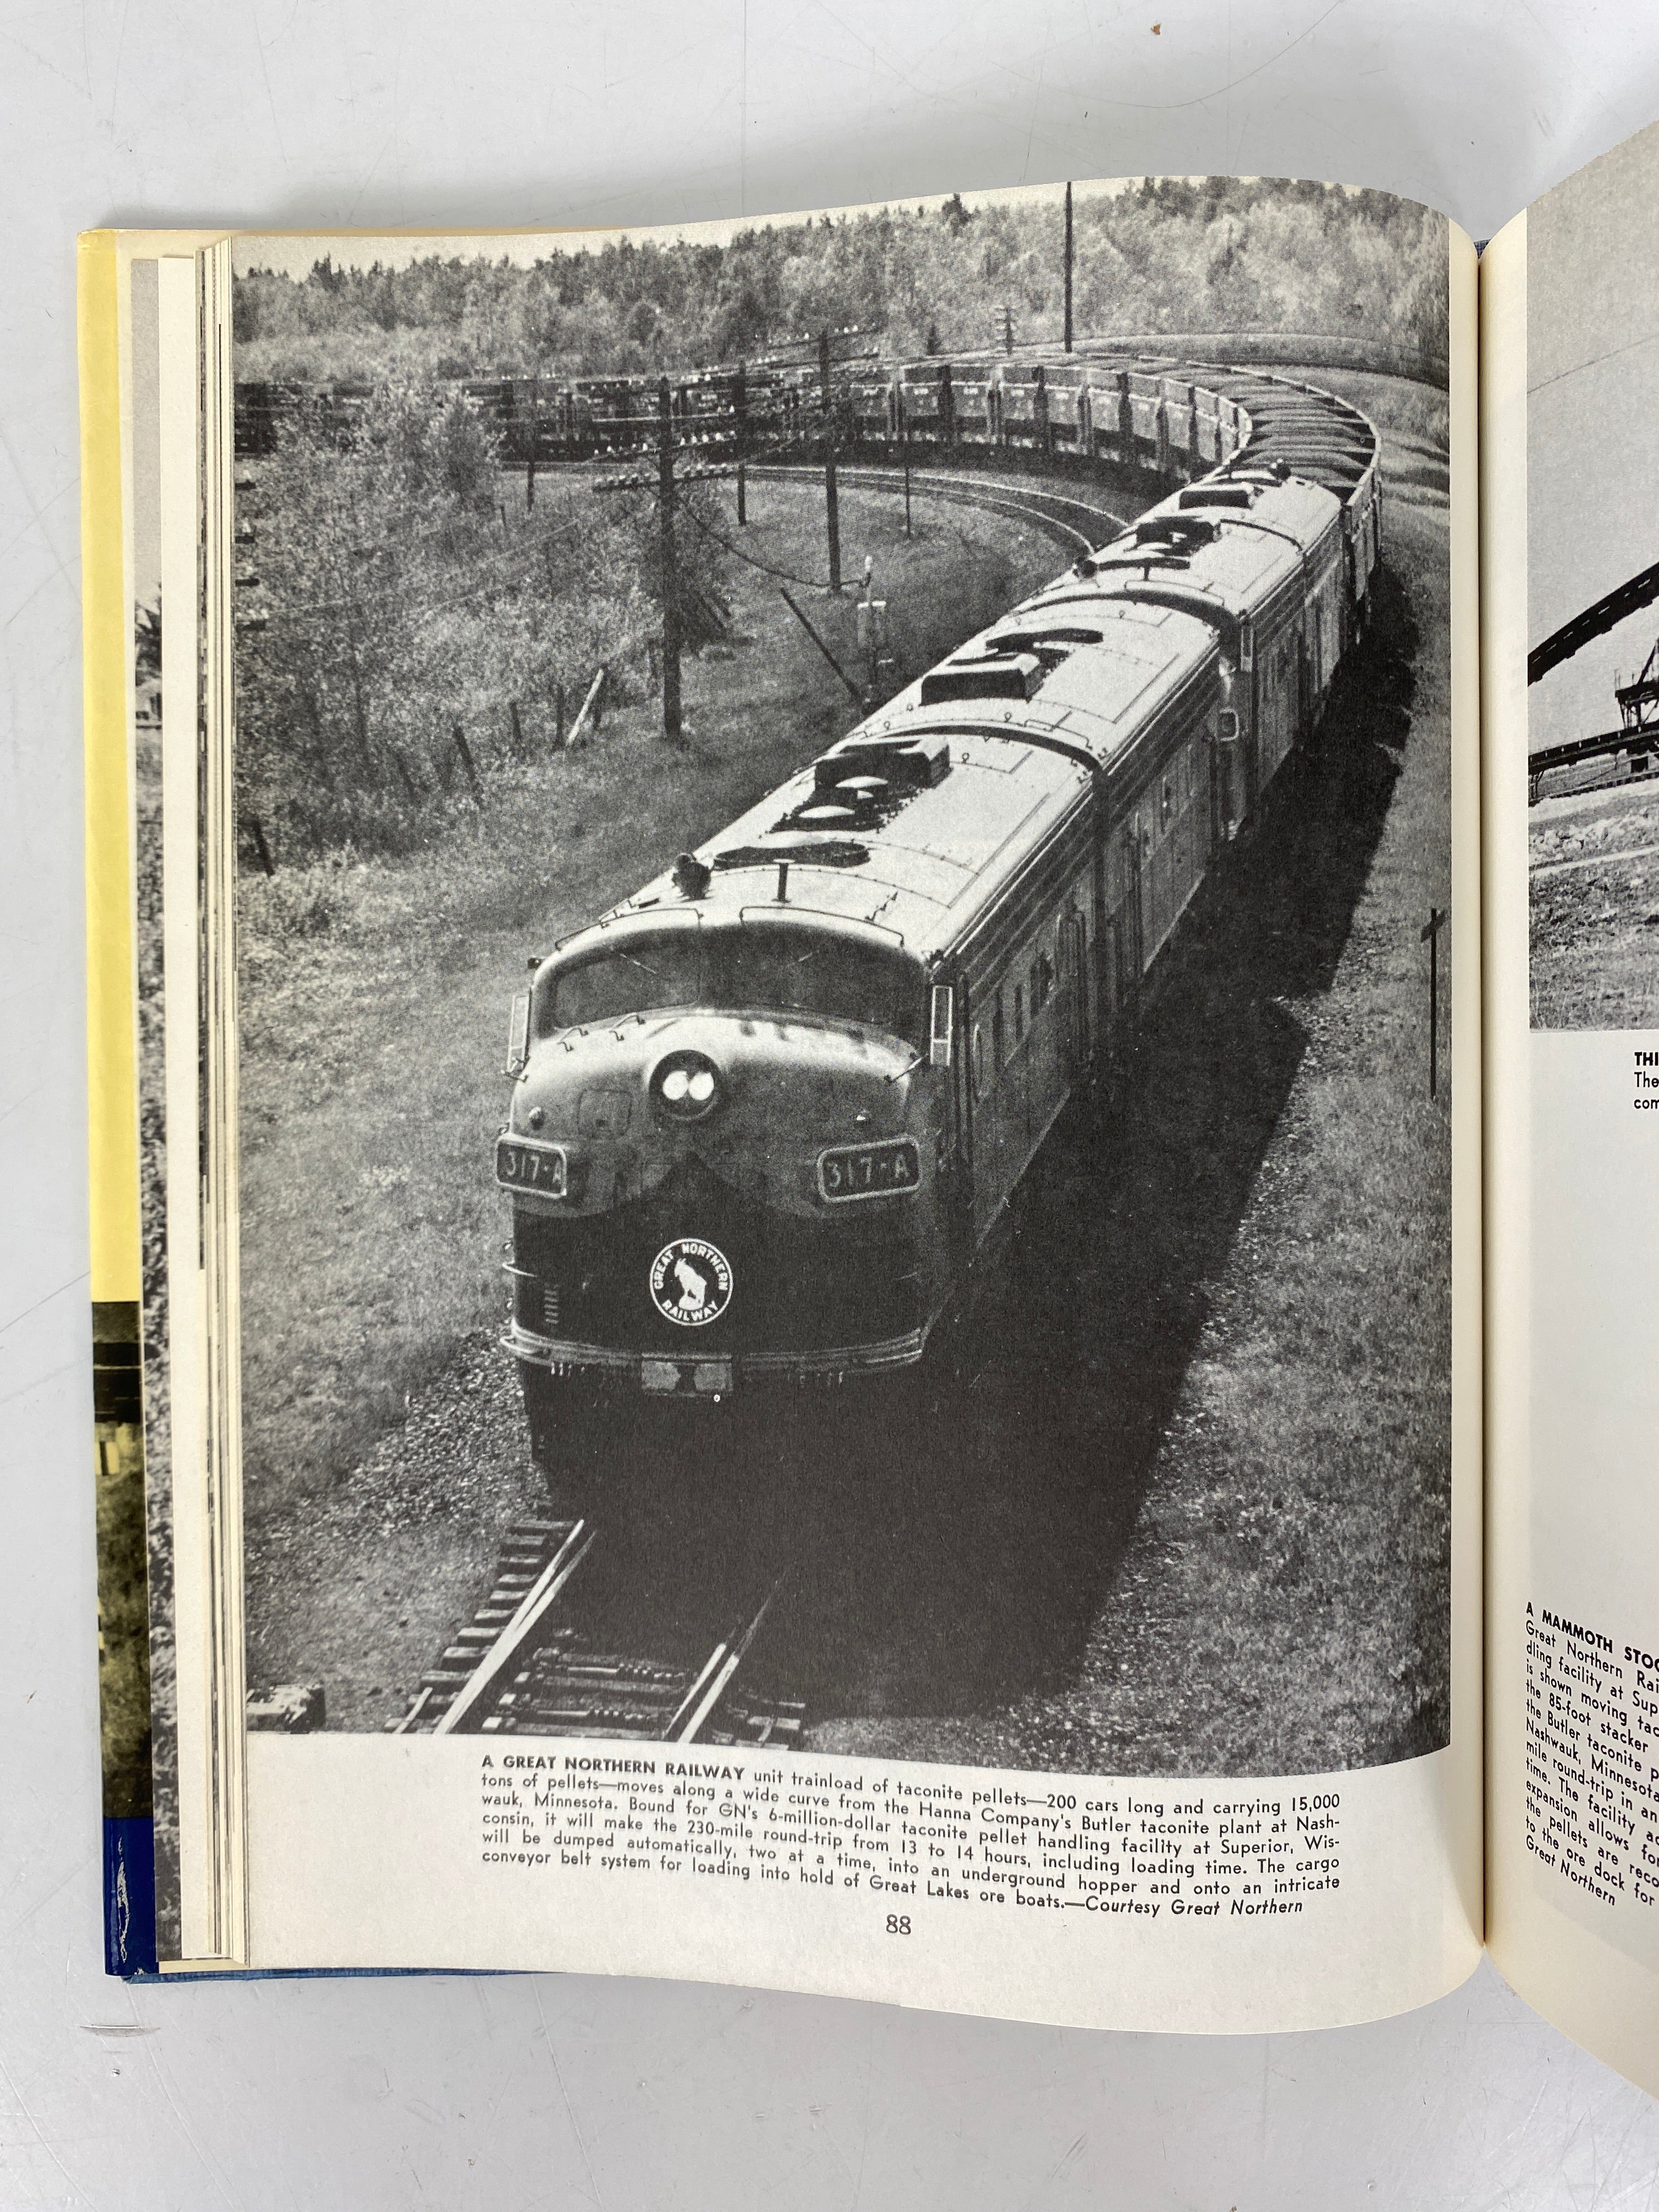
left=226, top=178, right=1444, bottom=867
left=235, top=177, right=1447, bottom=386
left=230, top=383, right=733, bottom=863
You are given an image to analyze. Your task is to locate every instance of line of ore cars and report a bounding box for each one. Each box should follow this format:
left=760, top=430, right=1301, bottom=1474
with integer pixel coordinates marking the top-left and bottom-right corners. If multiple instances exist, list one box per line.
left=493, top=359, right=1384, bottom=1454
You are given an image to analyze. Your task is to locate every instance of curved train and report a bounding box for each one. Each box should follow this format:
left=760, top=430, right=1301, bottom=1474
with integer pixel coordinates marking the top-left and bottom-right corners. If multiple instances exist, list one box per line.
left=493, top=359, right=1383, bottom=1449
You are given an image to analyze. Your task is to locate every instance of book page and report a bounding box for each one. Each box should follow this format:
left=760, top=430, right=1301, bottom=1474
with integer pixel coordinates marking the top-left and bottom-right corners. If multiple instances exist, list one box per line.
left=1485, top=121, right=1659, bottom=2095
left=116, top=180, right=1480, bottom=2030
left=89, top=231, right=257, bottom=1974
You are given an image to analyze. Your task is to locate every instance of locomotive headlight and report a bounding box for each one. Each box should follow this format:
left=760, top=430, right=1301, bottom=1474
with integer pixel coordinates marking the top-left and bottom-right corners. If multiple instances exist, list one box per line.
left=651, top=1049, right=723, bottom=1121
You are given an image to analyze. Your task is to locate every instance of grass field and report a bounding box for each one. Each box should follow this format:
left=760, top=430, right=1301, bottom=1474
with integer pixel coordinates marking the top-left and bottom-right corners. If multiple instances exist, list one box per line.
left=236, top=481, right=1062, bottom=1516
left=1530, top=777, right=1659, bottom=1028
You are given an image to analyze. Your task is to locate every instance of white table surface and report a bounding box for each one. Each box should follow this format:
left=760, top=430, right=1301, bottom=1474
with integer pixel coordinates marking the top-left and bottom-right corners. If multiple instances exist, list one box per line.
left=7, top=3, right=1659, bottom=2203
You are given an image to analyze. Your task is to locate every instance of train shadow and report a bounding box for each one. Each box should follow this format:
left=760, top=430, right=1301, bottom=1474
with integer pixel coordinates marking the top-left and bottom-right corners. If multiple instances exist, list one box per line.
left=565, top=564, right=1420, bottom=1727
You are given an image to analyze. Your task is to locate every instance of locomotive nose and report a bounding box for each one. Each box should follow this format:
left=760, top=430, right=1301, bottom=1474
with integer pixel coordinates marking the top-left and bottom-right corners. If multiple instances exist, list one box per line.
left=649, top=1046, right=723, bottom=1122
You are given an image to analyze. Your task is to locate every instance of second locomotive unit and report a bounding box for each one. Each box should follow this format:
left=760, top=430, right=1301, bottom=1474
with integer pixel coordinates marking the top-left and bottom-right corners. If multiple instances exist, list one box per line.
left=496, top=363, right=1381, bottom=1447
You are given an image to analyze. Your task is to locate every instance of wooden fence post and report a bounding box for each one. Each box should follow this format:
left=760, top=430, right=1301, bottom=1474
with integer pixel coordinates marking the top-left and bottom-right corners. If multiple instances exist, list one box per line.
left=555, top=682, right=567, bottom=750
left=566, top=668, right=607, bottom=748
left=453, top=724, right=484, bottom=807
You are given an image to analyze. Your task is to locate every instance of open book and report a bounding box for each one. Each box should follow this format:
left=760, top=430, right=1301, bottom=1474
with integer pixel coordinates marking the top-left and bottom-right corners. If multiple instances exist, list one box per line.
left=75, top=122, right=1658, bottom=2091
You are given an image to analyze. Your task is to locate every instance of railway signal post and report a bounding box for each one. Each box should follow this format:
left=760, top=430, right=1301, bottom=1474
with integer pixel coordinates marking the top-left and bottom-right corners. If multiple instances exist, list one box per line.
left=857, top=558, right=889, bottom=706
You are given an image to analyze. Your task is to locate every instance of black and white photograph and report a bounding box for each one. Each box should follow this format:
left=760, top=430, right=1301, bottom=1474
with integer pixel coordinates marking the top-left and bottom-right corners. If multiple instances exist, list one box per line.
left=1528, top=129, right=1659, bottom=1029
left=223, top=178, right=1454, bottom=1778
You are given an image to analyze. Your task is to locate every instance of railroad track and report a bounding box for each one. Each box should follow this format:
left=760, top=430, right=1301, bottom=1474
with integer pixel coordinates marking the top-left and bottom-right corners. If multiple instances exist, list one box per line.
left=747, top=461, right=1132, bottom=556
left=392, top=1517, right=805, bottom=1746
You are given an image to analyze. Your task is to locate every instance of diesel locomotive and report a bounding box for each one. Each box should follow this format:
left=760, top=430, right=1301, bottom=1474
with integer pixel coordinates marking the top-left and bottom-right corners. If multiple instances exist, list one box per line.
left=495, top=362, right=1382, bottom=1452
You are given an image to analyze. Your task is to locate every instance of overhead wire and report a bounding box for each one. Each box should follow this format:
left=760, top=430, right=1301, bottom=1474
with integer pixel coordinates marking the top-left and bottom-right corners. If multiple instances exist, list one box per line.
left=674, top=483, right=836, bottom=593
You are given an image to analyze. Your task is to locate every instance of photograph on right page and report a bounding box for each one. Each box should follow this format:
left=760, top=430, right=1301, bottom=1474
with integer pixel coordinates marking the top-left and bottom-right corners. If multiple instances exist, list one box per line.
left=1528, top=143, right=1659, bottom=1027
left=1517, top=120, right=1659, bottom=1972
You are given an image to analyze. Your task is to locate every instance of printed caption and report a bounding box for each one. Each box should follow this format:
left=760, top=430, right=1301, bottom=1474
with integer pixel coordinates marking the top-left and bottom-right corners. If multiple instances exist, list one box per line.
left=1526, top=1603, right=1659, bottom=1909
left=477, top=1756, right=1342, bottom=1923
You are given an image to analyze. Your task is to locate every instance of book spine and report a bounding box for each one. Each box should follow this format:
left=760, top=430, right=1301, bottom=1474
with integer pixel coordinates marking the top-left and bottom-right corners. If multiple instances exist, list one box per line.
left=103, top=1814, right=159, bottom=1978
left=81, top=233, right=160, bottom=1977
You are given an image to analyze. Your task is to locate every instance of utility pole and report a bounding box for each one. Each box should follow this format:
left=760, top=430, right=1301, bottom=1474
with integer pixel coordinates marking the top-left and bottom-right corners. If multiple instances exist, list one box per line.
left=592, top=400, right=735, bottom=743
left=735, top=360, right=748, bottom=524
left=902, top=399, right=913, bottom=538
left=820, top=329, right=842, bottom=593
left=526, top=374, right=539, bottom=509
left=1063, top=181, right=1074, bottom=352
left=658, top=377, right=681, bottom=739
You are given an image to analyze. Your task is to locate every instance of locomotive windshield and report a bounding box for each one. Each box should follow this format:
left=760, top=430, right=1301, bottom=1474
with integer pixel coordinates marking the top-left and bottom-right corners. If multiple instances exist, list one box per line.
left=707, top=924, right=921, bottom=1042
left=542, top=934, right=702, bottom=1030
left=540, top=921, right=922, bottom=1044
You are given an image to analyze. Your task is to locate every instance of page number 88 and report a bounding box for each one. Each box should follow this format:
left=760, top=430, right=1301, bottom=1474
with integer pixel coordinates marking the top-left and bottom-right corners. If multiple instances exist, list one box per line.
left=885, top=1914, right=911, bottom=1936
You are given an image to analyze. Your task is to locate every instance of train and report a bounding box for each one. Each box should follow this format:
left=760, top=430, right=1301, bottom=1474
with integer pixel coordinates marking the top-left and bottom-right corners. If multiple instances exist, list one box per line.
left=492, top=357, right=1382, bottom=1456
left=234, top=348, right=1364, bottom=480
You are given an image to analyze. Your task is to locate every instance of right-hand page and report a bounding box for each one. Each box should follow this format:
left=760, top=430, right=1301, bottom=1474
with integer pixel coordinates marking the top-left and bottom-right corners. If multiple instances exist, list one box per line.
left=1485, top=119, right=1659, bottom=2096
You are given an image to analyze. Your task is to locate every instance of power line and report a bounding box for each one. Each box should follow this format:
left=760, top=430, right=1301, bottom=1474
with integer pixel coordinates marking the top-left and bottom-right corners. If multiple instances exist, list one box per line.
left=248, top=538, right=555, bottom=625
left=675, top=493, right=833, bottom=592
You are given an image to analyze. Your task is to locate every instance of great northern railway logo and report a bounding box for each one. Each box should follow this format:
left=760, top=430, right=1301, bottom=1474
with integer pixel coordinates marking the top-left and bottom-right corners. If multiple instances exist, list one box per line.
left=647, top=1238, right=733, bottom=1328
